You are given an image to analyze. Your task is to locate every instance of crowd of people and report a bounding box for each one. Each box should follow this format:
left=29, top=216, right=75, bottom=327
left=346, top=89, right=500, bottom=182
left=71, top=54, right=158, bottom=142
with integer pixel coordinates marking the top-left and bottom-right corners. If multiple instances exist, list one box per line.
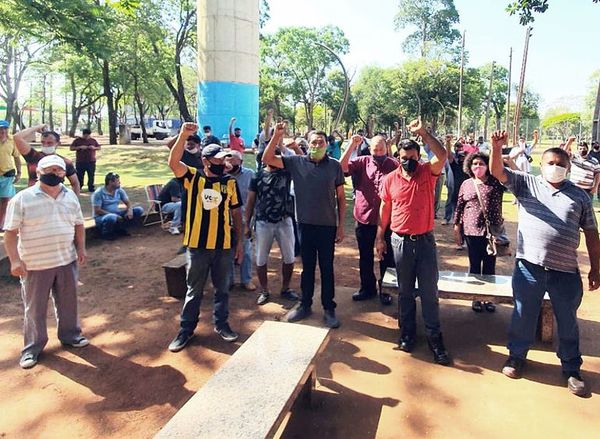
left=2, top=112, right=599, bottom=397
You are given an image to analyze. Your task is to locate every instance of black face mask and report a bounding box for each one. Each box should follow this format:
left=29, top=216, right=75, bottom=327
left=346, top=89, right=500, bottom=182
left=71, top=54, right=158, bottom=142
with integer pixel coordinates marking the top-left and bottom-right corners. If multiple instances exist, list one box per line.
left=40, top=173, right=64, bottom=186
left=373, top=155, right=387, bottom=164
left=594, top=146, right=600, bottom=150
left=208, top=163, right=225, bottom=176
left=229, top=165, right=240, bottom=174
left=401, top=158, right=418, bottom=173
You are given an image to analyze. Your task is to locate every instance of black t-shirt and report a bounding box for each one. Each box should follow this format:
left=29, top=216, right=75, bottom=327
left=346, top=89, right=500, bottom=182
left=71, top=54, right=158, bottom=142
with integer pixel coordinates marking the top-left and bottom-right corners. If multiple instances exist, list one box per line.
left=201, top=135, right=221, bottom=148
left=450, top=155, right=468, bottom=200
left=249, top=168, right=295, bottom=223
left=158, top=178, right=183, bottom=206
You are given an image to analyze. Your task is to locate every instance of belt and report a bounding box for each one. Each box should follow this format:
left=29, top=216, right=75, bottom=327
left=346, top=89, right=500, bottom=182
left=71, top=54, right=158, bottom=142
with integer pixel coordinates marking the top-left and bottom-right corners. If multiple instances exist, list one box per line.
left=396, top=232, right=432, bottom=241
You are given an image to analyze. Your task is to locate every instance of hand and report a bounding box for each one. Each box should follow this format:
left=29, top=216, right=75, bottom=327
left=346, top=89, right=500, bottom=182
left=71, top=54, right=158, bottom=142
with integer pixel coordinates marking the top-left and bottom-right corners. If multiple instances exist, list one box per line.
left=589, top=270, right=600, bottom=291
left=491, top=130, right=509, bottom=149
left=533, top=129, right=539, bottom=140
left=375, top=238, right=387, bottom=261
left=13, top=173, right=20, bottom=184
left=568, top=135, right=577, bottom=142
left=453, top=224, right=463, bottom=246
left=335, top=226, right=344, bottom=244
left=77, top=248, right=87, bottom=266
left=10, top=260, right=27, bottom=277
left=36, top=124, right=48, bottom=133
left=267, top=108, right=274, bottom=117
left=244, top=225, right=252, bottom=240
left=181, top=122, right=198, bottom=133
left=274, top=120, right=287, bottom=135
left=230, top=117, right=236, bottom=124
left=407, top=118, right=424, bottom=136
left=350, top=134, right=362, bottom=147
left=126, top=209, right=133, bottom=220
left=234, top=242, right=244, bottom=264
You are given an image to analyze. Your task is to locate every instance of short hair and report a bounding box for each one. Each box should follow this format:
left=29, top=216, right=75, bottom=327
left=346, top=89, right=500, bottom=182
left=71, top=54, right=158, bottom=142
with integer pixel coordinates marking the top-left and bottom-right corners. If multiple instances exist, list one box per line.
left=463, top=152, right=490, bottom=178
left=310, top=130, right=328, bottom=143
left=357, top=129, right=365, bottom=134
left=398, top=138, right=420, bottom=155
left=187, top=134, right=201, bottom=144
left=327, top=135, right=336, bottom=143
left=82, top=128, right=92, bottom=135
left=104, top=172, right=120, bottom=186
left=41, top=131, right=60, bottom=143
left=202, top=125, right=211, bottom=131
left=578, top=141, right=589, bottom=148
left=542, top=147, right=570, bottom=166
left=234, top=127, right=241, bottom=131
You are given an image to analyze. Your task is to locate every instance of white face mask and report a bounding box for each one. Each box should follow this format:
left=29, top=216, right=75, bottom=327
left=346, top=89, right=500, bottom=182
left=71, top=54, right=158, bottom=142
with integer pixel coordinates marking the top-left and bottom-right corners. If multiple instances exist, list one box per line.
left=42, top=146, right=56, bottom=154
left=542, top=165, right=567, bottom=184
left=186, top=147, right=199, bottom=154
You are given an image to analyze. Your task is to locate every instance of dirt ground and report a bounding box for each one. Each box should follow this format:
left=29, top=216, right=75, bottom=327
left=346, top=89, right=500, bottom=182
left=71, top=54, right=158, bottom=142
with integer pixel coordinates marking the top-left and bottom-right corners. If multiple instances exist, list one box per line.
left=1, top=217, right=599, bottom=438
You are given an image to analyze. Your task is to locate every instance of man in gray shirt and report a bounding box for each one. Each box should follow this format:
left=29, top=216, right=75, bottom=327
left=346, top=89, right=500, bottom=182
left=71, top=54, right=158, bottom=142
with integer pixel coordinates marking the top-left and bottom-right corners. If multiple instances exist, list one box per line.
left=263, top=121, right=346, bottom=328
left=490, top=130, right=600, bottom=397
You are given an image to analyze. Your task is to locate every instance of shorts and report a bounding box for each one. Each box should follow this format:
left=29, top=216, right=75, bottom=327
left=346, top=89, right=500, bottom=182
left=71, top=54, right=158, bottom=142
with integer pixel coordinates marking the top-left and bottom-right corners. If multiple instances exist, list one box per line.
left=255, top=217, right=295, bottom=266
left=0, top=175, right=16, bottom=198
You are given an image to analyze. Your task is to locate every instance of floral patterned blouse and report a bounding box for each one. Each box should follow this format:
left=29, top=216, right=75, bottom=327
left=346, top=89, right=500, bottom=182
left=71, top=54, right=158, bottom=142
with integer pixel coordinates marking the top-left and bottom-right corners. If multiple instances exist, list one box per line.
left=454, top=177, right=504, bottom=236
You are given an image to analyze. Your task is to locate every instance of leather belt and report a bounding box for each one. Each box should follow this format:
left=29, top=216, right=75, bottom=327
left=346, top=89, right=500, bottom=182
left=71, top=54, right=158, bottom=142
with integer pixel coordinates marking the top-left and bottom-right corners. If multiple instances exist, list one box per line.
left=396, top=232, right=432, bottom=241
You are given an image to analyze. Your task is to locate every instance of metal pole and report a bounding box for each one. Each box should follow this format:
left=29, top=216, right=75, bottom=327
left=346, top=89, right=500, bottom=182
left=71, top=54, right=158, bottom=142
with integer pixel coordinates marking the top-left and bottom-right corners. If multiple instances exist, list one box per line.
left=483, top=61, right=495, bottom=140
left=457, top=30, right=466, bottom=137
left=513, top=27, right=532, bottom=145
left=505, top=48, right=512, bottom=134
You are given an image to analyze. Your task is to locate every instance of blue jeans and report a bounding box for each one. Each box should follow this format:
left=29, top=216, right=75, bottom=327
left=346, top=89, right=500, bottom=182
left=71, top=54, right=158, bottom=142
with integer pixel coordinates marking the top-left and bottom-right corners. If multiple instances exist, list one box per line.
left=298, top=223, right=337, bottom=310
left=509, top=259, right=583, bottom=372
left=230, top=236, right=252, bottom=285
left=161, top=201, right=182, bottom=228
left=392, top=232, right=441, bottom=338
left=94, top=206, right=144, bottom=237
left=180, top=248, right=232, bottom=333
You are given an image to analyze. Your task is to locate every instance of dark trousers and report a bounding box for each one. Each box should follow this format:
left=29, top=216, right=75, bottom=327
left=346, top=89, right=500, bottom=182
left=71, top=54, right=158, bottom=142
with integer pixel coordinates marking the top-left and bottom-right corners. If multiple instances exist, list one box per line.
left=355, top=223, right=394, bottom=294
left=298, top=223, right=337, bottom=310
left=76, top=161, right=96, bottom=191
left=464, top=235, right=496, bottom=275
left=392, top=232, right=441, bottom=338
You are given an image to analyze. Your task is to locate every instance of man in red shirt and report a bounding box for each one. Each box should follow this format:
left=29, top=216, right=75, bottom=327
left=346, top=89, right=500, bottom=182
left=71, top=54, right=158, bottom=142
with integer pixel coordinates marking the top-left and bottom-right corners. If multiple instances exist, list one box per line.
left=70, top=128, right=101, bottom=192
left=377, top=118, right=450, bottom=365
left=228, top=117, right=245, bottom=153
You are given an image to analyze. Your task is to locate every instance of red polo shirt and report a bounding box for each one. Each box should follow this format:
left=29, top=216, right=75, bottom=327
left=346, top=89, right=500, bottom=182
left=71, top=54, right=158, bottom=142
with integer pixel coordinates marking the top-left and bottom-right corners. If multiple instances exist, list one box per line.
left=229, top=134, right=245, bottom=153
left=379, top=162, right=438, bottom=235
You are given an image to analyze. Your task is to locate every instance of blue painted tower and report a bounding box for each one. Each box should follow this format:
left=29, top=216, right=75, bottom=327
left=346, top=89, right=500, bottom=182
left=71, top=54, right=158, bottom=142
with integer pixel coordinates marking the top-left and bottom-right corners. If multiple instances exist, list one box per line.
left=197, top=0, right=259, bottom=147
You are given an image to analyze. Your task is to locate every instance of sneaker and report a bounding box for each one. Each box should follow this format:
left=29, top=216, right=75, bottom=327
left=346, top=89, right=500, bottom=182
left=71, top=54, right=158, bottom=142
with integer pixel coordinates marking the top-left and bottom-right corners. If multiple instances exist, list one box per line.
left=169, top=227, right=180, bottom=235
left=62, top=336, right=90, bottom=348
left=502, top=356, right=525, bottom=379
left=214, top=324, right=239, bottom=342
left=564, top=371, right=588, bottom=397
left=257, top=290, right=270, bottom=306
left=168, top=331, right=194, bottom=352
left=19, top=352, right=39, bottom=369
left=323, top=309, right=340, bottom=329
left=286, top=305, right=312, bottom=323
left=242, top=282, right=257, bottom=291
left=398, top=334, right=416, bottom=352
left=352, top=290, right=377, bottom=301
left=280, top=289, right=299, bottom=301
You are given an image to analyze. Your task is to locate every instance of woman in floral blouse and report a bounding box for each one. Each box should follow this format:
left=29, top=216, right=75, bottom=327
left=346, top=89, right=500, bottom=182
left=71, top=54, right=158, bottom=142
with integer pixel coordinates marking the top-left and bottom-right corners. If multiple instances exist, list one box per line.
left=453, top=152, right=505, bottom=313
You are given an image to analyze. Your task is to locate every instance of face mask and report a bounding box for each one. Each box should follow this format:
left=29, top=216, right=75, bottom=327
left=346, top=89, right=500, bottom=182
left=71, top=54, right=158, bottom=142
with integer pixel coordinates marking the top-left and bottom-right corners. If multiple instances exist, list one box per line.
left=308, top=146, right=326, bottom=161
left=39, top=173, right=64, bottom=186
left=208, top=163, right=225, bottom=176
left=594, top=146, right=600, bottom=150
left=542, top=165, right=567, bottom=184
left=186, top=147, right=199, bottom=154
left=229, top=165, right=240, bottom=174
left=401, top=158, right=418, bottom=173
left=472, top=166, right=487, bottom=179
left=42, top=146, right=56, bottom=154
left=234, top=133, right=241, bottom=138
left=373, top=155, right=387, bottom=164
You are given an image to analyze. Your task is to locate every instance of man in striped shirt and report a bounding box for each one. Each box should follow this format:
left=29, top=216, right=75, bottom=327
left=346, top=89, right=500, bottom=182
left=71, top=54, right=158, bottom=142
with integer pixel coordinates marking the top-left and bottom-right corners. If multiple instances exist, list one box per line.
left=490, top=131, right=600, bottom=397
left=3, top=155, right=89, bottom=369
left=167, top=123, right=243, bottom=352
left=563, top=137, right=600, bottom=197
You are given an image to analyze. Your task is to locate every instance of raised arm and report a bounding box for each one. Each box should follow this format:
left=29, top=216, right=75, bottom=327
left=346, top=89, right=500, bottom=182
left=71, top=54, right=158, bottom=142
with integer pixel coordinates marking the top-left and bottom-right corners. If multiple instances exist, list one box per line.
left=408, top=118, right=447, bottom=174
left=14, top=124, right=46, bottom=156
left=563, top=135, right=577, bottom=155
left=263, top=109, right=274, bottom=142
left=531, top=129, right=539, bottom=152
left=169, top=123, right=197, bottom=177
left=490, top=130, right=509, bottom=184
left=340, top=134, right=362, bottom=174
left=262, top=120, right=286, bottom=169
left=229, top=117, right=236, bottom=136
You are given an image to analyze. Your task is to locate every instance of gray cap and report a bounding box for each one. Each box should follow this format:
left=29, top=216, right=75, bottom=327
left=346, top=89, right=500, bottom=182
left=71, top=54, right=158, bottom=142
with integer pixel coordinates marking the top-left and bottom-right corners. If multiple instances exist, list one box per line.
left=202, top=144, right=231, bottom=159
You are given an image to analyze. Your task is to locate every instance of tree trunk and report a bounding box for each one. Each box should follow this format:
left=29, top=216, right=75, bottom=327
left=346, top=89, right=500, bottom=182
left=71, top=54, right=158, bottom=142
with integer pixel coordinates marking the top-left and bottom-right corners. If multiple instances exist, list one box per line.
left=69, top=74, right=78, bottom=137
left=174, top=51, right=193, bottom=122
left=102, top=60, right=117, bottom=144
left=87, top=107, right=92, bottom=131
left=49, top=76, right=54, bottom=131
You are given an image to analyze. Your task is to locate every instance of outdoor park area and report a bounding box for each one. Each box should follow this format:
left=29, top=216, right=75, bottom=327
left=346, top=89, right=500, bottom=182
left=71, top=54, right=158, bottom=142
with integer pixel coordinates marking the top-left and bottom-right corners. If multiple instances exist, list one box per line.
left=1, top=0, right=600, bottom=438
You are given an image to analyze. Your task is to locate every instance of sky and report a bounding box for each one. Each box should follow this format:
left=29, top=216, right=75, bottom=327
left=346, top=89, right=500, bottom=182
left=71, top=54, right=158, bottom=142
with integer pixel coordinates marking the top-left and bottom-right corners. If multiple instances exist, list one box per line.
left=263, top=0, right=600, bottom=115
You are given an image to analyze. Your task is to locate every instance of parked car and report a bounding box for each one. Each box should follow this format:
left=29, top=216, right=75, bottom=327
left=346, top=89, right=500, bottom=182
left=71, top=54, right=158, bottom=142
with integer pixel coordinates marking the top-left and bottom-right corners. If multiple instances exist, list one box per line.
left=131, top=120, right=171, bottom=140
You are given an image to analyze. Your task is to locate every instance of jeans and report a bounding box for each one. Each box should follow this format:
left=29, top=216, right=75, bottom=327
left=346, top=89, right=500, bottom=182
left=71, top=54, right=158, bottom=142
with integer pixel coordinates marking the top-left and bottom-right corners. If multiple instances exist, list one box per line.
left=444, top=169, right=455, bottom=221
left=355, top=223, right=394, bottom=294
left=508, top=259, right=583, bottom=372
left=391, top=232, right=441, bottom=338
left=76, top=161, right=96, bottom=192
left=180, top=248, right=232, bottom=333
left=161, top=201, right=182, bottom=228
left=298, top=223, right=337, bottom=310
left=230, top=236, right=252, bottom=285
left=434, top=173, right=445, bottom=218
left=255, top=217, right=295, bottom=266
left=94, top=206, right=144, bottom=237
left=464, top=235, right=496, bottom=275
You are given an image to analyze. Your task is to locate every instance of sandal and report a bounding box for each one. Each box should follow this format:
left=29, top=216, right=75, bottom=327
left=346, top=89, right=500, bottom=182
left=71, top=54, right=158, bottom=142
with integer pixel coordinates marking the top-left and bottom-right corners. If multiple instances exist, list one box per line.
left=471, top=300, right=483, bottom=313
left=484, top=301, right=496, bottom=313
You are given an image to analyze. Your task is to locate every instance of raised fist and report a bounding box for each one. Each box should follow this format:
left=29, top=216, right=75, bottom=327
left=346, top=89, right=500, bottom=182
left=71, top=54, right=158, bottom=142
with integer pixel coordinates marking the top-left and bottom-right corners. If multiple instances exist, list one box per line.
left=274, top=120, right=287, bottom=134
left=350, top=134, right=363, bottom=145
left=491, top=130, right=508, bottom=148
left=182, top=122, right=198, bottom=133
left=407, top=118, right=423, bottom=135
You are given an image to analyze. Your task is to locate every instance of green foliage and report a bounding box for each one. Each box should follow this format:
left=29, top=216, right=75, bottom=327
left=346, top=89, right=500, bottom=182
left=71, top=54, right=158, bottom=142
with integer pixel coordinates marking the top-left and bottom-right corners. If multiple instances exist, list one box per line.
left=507, top=0, right=599, bottom=25
left=541, top=112, right=580, bottom=139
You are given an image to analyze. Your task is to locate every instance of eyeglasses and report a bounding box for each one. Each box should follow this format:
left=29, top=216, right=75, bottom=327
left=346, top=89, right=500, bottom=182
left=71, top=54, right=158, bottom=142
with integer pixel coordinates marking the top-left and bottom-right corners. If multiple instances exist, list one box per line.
left=106, top=172, right=120, bottom=180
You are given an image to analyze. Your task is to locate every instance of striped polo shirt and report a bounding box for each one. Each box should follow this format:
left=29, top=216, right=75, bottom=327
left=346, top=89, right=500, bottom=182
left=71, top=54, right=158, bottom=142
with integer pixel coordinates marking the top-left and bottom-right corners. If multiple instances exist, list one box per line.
left=505, top=168, right=597, bottom=273
left=3, top=184, right=84, bottom=270
left=181, top=167, right=242, bottom=250
left=569, top=155, right=600, bottom=191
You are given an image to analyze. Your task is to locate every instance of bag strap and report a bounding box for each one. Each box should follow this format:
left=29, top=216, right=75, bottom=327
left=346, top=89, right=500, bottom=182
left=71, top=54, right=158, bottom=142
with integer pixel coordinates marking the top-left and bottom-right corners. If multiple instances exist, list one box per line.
left=472, top=179, right=492, bottom=232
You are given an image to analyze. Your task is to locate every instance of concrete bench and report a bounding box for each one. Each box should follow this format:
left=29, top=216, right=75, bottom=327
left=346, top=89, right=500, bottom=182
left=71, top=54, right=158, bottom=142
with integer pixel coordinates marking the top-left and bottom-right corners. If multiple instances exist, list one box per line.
left=381, top=269, right=554, bottom=343
left=155, top=321, right=330, bottom=439
left=162, top=253, right=187, bottom=299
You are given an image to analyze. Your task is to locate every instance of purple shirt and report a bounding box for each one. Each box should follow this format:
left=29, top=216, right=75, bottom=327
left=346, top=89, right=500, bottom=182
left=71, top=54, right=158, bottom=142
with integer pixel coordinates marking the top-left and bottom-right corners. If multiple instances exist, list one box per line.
left=454, top=177, right=504, bottom=236
left=347, top=156, right=399, bottom=225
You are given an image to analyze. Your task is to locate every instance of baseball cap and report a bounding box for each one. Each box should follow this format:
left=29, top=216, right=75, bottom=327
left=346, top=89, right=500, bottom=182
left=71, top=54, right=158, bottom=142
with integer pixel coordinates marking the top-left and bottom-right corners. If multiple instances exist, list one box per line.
left=228, top=150, right=243, bottom=161
left=0, top=120, right=9, bottom=129
left=202, top=144, right=231, bottom=159
left=38, top=155, right=66, bottom=171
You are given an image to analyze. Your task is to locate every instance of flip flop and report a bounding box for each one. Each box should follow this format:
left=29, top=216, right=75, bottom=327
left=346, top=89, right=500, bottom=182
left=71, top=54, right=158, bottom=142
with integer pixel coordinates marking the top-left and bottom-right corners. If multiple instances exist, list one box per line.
left=484, top=301, right=496, bottom=313
left=472, top=300, right=483, bottom=313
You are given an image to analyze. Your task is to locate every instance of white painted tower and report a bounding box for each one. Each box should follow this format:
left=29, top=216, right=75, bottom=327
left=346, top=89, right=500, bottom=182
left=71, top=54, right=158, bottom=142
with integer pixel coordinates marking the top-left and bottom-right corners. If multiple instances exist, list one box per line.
left=197, top=0, right=260, bottom=145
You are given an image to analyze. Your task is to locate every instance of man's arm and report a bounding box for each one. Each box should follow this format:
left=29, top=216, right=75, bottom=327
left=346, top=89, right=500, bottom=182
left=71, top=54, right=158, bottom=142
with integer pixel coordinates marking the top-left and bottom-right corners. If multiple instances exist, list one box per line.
left=263, top=109, right=274, bottom=141
left=229, top=117, right=236, bottom=136
left=584, top=229, right=600, bottom=291
left=340, top=135, right=362, bottom=174
left=169, top=122, right=197, bottom=177
left=74, top=223, right=86, bottom=266
left=69, top=139, right=83, bottom=151
left=13, top=124, right=45, bottom=156
left=531, top=129, right=539, bottom=152
left=244, top=190, right=256, bottom=239
left=262, top=121, right=286, bottom=169
left=4, top=229, right=26, bottom=277
left=563, top=135, right=577, bottom=154
left=375, top=199, right=392, bottom=260
left=490, top=131, right=509, bottom=184
left=68, top=174, right=81, bottom=196
left=335, top=185, right=346, bottom=244
left=232, top=207, right=243, bottom=263
left=407, top=119, right=447, bottom=174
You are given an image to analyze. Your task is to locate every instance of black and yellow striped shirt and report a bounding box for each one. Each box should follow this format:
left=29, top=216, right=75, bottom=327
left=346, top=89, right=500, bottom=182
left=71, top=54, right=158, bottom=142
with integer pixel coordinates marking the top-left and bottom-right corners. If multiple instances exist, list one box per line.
left=181, top=167, right=242, bottom=249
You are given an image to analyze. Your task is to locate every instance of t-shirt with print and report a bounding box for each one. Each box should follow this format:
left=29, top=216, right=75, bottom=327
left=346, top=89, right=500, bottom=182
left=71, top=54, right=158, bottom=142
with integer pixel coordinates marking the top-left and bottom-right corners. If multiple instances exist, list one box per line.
left=23, top=149, right=77, bottom=186
left=249, top=168, right=294, bottom=223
